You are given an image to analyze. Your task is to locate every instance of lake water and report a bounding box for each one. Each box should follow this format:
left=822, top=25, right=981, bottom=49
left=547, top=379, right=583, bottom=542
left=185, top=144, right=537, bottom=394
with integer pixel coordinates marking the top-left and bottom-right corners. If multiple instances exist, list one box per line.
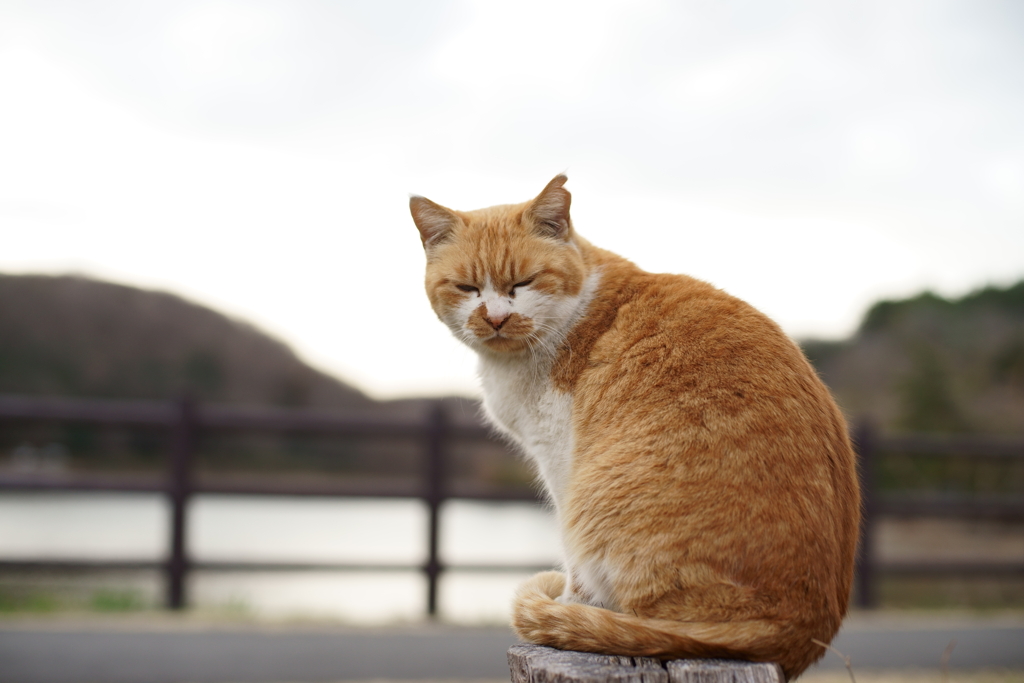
left=0, top=492, right=561, bottom=623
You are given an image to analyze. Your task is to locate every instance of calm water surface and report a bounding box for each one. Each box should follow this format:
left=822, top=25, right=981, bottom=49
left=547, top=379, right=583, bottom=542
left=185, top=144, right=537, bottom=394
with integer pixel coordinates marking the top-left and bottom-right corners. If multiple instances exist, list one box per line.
left=0, top=492, right=561, bottom=622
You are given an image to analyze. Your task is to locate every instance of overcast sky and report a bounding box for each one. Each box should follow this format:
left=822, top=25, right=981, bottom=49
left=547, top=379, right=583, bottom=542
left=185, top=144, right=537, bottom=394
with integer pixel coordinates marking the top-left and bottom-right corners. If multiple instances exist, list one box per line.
left=1, top=0, right=1022, bottom=398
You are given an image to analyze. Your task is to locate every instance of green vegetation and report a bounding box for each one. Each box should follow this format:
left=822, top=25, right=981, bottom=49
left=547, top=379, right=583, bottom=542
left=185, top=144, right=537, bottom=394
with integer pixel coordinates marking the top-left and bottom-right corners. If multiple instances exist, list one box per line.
left=896, top=343, right=971, bottom=433
left=90, top=589, right=146, bottom=612
left=0, top=584, right=149, bottom=614
left=802, top=279, right=1024, bottom=435
left=0, top=588, right=60, bottom=613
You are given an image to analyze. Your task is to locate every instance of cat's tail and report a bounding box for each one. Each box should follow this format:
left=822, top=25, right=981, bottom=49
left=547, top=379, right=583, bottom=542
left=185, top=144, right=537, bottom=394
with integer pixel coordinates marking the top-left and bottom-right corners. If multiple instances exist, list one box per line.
left=512, top=571, right=789, bottom=668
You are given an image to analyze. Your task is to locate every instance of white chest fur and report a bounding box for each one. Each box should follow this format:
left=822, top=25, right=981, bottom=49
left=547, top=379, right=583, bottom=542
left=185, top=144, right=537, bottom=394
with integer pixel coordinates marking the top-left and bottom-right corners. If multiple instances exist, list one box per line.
left=469, top=269, right=600, bottom=515
left=479, top=358, right=575, bottom=513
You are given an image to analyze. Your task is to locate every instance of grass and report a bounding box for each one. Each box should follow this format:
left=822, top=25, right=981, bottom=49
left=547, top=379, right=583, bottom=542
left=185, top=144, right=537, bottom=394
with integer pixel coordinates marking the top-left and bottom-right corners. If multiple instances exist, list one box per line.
left=89, top=589, right=146, bottom=612
left=0, top=582, right=151, bottom=614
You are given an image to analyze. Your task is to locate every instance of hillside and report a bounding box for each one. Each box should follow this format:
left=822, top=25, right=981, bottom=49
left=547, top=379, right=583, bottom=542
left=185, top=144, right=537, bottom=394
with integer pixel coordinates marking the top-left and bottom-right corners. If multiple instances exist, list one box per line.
left=0, top=274, right=369, bottom=409
left=802, top=281, right=1024, bottom=435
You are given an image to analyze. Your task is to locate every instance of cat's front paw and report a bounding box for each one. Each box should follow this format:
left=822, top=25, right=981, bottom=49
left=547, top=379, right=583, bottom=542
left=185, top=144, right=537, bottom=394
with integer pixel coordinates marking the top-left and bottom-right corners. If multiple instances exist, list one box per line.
left=556, top=583, right=602, bottom=608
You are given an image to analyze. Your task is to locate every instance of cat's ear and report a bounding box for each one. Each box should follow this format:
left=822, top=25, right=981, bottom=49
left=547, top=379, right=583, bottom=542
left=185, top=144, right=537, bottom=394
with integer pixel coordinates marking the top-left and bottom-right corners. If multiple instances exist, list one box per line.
left=526, top=174, right=572, bottom=240
left=410, top=196, right=459, bottom=249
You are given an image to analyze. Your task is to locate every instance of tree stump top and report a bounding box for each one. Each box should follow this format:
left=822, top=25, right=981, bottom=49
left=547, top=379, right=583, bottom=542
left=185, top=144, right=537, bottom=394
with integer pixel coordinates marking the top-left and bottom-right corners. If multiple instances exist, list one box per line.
left=508, top=644, right=785, bottom=683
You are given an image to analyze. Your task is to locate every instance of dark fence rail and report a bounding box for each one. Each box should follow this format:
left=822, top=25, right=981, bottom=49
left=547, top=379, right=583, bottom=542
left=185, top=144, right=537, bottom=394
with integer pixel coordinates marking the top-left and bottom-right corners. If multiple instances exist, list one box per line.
left=1, top=394, right=1022, bottom=613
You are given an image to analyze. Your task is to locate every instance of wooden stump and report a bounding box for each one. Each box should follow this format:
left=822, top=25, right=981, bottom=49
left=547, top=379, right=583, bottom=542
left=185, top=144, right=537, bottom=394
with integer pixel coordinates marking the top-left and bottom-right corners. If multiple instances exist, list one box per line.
left=508, top=644, right=784, bottom=683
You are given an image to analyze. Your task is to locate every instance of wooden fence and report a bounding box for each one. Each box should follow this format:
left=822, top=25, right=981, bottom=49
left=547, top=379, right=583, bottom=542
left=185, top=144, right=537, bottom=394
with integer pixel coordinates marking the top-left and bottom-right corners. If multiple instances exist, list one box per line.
left=851, top=422, right=1024, bottom=607
left=0, top=394, right=1021, bottom=613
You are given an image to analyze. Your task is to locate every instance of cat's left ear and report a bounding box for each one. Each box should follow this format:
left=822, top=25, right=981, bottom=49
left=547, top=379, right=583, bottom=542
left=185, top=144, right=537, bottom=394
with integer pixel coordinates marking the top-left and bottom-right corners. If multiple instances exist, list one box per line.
left=526, top=174, right=572, bottom=240
left=410, top=196, right=460, bottom=250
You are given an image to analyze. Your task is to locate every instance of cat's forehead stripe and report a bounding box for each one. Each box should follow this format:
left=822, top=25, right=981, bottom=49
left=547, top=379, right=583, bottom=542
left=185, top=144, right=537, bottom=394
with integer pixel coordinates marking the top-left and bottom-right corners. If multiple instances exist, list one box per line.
left=451, top=218, right=538, bottom=286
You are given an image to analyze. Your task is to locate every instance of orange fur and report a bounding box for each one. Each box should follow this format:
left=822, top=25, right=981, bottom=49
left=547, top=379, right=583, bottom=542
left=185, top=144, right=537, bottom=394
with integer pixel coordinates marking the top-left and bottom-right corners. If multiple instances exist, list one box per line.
left=411, top=176, right=860, bottom=680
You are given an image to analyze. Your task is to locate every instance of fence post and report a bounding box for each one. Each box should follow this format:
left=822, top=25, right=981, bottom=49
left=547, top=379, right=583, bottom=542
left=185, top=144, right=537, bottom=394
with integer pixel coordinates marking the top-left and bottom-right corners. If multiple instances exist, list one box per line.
left=424, top=401, right=447, bottom=618
left=167, top=395, right=196, bottom=610
left=854, top=419, right=878, bottom=609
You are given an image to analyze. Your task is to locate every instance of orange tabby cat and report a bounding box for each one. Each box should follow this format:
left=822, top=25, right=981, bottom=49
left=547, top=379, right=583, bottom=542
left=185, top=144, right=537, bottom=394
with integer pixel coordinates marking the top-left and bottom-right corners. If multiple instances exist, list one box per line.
left=410, top=175, right=860, bottom=679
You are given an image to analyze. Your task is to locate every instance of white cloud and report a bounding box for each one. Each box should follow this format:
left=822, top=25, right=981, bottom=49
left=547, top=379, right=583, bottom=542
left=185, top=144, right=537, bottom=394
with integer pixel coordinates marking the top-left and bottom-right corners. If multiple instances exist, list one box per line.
left=431, top=0, right=642, bottom=93
left=163, top=2, right=299, bottom=90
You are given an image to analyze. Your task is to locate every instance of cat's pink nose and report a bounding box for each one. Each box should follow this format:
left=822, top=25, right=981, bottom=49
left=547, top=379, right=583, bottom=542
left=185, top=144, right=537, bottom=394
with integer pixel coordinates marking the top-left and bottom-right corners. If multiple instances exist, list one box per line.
left=487, top=313, right=510, bottom=330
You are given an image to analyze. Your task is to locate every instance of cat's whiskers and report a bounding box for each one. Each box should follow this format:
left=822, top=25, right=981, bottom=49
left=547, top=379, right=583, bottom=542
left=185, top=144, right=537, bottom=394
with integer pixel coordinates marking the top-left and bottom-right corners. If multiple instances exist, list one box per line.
left=523, top=333, right=556, bottom=373
left=527, top=319, right=573, bottom=366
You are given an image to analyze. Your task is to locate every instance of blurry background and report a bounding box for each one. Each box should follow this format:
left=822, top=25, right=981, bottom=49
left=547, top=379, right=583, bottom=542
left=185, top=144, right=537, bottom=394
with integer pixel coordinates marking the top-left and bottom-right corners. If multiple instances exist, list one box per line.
left=1, top=0, right=1022, bottom=628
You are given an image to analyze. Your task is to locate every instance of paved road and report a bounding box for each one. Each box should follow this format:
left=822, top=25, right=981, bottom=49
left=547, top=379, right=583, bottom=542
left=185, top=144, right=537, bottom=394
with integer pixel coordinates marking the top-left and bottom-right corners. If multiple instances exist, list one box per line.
left=1, top=614, right=1021, bottom=683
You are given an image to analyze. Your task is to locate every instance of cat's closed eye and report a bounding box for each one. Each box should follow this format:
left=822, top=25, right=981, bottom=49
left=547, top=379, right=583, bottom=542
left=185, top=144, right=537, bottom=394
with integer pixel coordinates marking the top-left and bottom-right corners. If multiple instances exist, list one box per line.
left=456, top=284, right=479, bottom=295
left=509, top=279, right=534, bottom=297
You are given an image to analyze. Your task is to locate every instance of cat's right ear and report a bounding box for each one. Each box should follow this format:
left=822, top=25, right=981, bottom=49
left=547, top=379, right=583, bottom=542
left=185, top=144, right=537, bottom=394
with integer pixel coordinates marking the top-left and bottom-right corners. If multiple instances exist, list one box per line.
left=410, top=196, right=459, bottom=250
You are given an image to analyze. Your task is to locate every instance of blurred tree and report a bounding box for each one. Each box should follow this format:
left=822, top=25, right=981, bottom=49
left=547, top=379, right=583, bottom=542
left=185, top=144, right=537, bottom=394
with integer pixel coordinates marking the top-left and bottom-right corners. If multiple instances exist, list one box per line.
left=896, top=344, right=971, bottom=433
left=802, top=279, right=1024, bottom=435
